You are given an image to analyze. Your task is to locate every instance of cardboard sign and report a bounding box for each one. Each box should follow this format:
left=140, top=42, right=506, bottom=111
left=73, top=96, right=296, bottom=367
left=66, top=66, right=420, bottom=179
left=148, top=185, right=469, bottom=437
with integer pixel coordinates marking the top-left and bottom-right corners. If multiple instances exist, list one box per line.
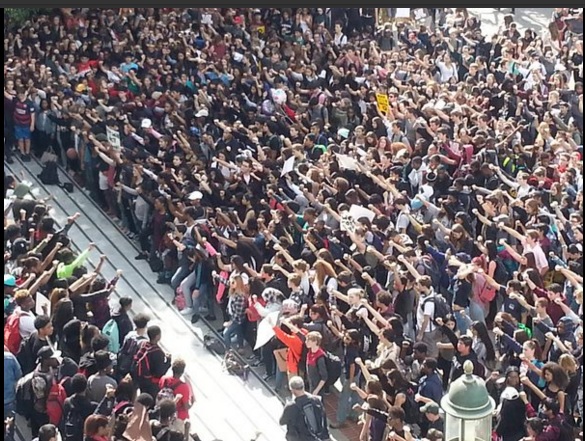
left=376, top=93, right=390, bottom=114
left=281, top=156, right=295, bottom=177
left=106, top=126, right=121, bottom=149
left=340, top=212, right=356, bottom=233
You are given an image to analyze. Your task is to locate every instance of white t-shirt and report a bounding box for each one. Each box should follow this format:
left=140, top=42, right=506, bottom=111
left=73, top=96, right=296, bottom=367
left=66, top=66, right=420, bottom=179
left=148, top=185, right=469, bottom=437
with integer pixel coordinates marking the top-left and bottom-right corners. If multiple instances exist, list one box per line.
left=417, top=292, right=436, bottom=333
left=16, top=308, right=36, bottom=338
left=522, top=241, right=549, bottom=273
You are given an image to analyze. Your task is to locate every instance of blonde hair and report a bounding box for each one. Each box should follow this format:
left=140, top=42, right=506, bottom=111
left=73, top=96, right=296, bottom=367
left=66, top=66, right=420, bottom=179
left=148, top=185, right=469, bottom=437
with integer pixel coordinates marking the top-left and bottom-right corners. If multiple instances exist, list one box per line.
left=558, top=354, right=578, bottom=374
left=306, top=331, right=323, bottom=346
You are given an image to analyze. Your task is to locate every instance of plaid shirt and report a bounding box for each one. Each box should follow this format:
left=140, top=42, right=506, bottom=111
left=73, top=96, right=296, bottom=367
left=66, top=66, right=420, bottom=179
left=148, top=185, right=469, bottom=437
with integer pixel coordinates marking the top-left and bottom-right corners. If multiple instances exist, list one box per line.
left=227, top=293, right=247, bottom=324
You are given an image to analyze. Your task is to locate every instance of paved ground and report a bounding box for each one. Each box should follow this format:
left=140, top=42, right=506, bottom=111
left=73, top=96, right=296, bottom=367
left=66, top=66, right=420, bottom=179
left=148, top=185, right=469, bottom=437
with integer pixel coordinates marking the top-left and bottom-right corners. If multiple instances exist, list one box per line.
left=469, top=8, right=554, bottom=34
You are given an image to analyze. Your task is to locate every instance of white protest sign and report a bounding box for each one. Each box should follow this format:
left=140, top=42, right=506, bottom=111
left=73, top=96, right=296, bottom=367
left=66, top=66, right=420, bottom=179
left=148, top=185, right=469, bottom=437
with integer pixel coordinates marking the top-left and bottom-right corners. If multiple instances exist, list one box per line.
left=254, top=311, right=280, bottom=350
left=36, top=292, right=51, bottom=317
left=396, top=8, right=411, bottom=18
left=106, top=126, right=121, bottom=149
left=336, top=154, right=359, bottom=171
left=340, top=211, right=356, bottom=233
left=281, top=156, right=295, bottom=177
left=349, top=204, right=376, bottom=222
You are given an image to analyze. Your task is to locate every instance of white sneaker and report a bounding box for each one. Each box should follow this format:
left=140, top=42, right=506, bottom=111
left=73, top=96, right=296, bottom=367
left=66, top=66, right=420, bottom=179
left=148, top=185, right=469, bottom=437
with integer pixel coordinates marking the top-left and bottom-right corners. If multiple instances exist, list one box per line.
left=180, top=308, right=194, bottom=316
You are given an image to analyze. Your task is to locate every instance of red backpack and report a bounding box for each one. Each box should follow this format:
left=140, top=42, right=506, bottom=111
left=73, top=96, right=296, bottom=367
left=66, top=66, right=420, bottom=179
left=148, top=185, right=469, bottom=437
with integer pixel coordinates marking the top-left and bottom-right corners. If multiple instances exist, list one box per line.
left=4, top=311, right=22, bottom=354
left=46, top=377, right=69, bottom=425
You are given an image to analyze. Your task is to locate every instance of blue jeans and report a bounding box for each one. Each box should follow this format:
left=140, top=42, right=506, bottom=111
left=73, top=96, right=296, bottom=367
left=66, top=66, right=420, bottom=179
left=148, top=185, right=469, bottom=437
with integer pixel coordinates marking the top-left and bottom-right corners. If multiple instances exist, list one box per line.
left=193, top=283, right=212, bottom=315
left=469, top=300, right=487, bottom=323
left=4, top=402, right=15, bottom=441
left=454, top=309, right=472, bottom=335
left=223, top=321, right=244, bottom=349
left=336, top=374, right=361, bottom=423
left=171, top=263, right=191, bottom=292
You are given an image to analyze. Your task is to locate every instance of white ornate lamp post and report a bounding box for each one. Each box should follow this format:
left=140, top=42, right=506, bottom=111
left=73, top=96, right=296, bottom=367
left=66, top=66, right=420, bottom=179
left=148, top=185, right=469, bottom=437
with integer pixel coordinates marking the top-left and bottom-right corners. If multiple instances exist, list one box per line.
left=440, top=360, right=495, bottom=441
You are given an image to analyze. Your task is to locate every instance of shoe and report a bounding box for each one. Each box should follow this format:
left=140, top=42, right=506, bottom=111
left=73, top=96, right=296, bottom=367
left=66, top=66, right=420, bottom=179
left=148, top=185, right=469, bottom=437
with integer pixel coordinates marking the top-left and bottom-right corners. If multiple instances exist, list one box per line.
left=329, top=421, right=346, bottom=429
left=251, top=359, right=263, bottom=367
left=262, top=373, right=275, bottom=381
left=180, top=308, right=194, bottom=316
left=156, top=278, right=169, bottom=285
left=247, top=355, right=258, bottom=361
left=204, top=314, right=217, bottom=321
left=135, top=253, right=148, bottom=260
left=191, top=314, right=201, bottom=324
left=5, top=156, right=14, bottom=164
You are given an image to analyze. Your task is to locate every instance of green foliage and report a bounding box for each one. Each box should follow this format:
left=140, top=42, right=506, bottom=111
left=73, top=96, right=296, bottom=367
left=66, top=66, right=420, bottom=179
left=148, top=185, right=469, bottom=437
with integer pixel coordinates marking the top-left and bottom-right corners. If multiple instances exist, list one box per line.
left=5, top=8, right=53, bottom=26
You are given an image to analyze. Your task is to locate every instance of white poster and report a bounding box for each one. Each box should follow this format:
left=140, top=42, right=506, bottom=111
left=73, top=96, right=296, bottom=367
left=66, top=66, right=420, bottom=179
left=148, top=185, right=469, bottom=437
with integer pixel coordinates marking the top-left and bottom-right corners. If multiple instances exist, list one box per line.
left=340, top=212, right=356, bottom=233
left=254, top=311, right=280, bottom=350
left=396, top=8, right=411, bottom=18
left=349, top=204, right=376, bottom=222
left=336, top=154, right=359, bottom=171
left=281, top=156, right=295, bottom=177
left=36, top=292, right=51, bottom=316
left=106, top=126, right=121, bottom=149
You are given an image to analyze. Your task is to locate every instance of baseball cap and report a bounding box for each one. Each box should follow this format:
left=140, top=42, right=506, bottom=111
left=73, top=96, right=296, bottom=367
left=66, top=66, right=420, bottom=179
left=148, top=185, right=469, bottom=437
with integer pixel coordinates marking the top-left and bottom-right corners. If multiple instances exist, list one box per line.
left=37, top=346, right=63, bottom=364
left=188, top=191, right=203, bottom=201
left=141, top=118, right=152, bottom=129
left=195, top=108, right=209, bottom=118
left=420, top=401, right=440, bottom=415
left=4, top=274, right=16, bottom=287
left=500, top=386, right=519, bottom=401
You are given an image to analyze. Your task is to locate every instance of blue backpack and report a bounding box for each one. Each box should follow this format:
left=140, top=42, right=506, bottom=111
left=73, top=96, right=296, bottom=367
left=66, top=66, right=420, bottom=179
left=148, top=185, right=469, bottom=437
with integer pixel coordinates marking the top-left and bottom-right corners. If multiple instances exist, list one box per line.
left=103, top=318, right=120, bottom=353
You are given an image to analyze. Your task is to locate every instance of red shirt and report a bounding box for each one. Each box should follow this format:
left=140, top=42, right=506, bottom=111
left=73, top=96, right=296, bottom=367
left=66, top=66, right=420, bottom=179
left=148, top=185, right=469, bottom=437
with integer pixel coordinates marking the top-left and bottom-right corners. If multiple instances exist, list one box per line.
left=158, top=376, right=193, bottom=420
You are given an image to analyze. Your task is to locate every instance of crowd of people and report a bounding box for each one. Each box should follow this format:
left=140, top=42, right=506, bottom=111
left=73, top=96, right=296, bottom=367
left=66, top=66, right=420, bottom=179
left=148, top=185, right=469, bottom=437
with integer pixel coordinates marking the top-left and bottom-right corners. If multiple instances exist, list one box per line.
left=4, top=7, right=584, bottom=441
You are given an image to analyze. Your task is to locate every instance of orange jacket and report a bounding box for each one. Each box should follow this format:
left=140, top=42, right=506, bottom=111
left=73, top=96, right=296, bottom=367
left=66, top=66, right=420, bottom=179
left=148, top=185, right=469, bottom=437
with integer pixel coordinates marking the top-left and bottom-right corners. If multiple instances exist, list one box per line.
left=273, top=326, right=306, bottom=375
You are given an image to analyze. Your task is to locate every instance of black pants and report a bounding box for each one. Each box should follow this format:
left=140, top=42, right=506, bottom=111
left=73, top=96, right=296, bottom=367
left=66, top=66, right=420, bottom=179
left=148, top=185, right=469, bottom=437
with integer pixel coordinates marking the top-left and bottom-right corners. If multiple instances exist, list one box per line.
left=138, top=378, right=160, bottom=400
left=261, top=337, right=278, bottom=376
left=437, top=356, right=453, bottom=390
left=30, top=409, right=49, bottom=437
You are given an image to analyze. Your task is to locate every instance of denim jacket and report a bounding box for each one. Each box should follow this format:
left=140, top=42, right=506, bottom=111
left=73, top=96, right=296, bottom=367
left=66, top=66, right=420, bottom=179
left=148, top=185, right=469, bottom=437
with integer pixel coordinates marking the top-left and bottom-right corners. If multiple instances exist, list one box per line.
left=4, top=349, right=23, bottom=405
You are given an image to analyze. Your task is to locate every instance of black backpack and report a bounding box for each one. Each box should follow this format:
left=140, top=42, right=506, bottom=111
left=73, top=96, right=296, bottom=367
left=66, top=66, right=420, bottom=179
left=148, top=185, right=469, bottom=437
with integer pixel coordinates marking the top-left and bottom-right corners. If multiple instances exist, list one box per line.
left=15, top=371, right=35, bottom=419
left=38, top=161, right=61, bottom=186
left=62, top=401, right=85, bottom=441
left=423, top=294, right=451, bottom=322
left=203, top=334, right=226, bottom=356
left=403, top=384, right=421, bottom=425
left=117, top=334, right=147, bottom=377
left=295, top=396, right=330, bottom=441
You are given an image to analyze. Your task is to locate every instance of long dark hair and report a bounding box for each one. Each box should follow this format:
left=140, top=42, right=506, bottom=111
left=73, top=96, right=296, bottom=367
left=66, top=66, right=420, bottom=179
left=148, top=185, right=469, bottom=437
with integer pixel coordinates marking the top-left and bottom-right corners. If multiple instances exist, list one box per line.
left=472, top=320, right=496, bottom=362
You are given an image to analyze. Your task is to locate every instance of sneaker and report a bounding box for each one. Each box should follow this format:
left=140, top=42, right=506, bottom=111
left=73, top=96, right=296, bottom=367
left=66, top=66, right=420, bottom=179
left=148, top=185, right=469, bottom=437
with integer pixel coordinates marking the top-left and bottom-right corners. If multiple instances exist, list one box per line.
left=5, top=156, right=14, bottom=164
left=204, top=314, right=217, bottom=321
left=191, top=314, right=201, bottom=324
left=180, top=308, right=194, bottom=316
left=135, top=253, right=148, bottom=260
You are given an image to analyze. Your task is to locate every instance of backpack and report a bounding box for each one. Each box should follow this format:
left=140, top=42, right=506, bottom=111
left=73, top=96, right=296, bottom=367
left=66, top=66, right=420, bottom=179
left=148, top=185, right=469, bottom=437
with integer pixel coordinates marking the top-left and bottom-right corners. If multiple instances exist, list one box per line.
left=223, top=350, right=249, bottom=380
left=131, top=343, right=159, bottom=380
left=295, top=396, right=330, bottom=441
left=16, top=335, right=35, bottom=375
left=423, top=295, right=450, bottom=322
left=117, top=334, right=147, bottom=377
left=15, top=371, right=35, bottom=419
left=321, top=352, right=342, bottom=389
left=419, top=255, right=441, bottom=288
left=4, top=311, right=22, bottom=354
left=62, top=401, right=85, bottom=441
left=203, top=334, right=226, bottom=356
left=46, top=377, right=69, bottom=425
left=316, top=322, right=340, bottom=354
left=38, top=161, right=61, bottom=186
left=156, top=380, right=180, bottom=405
left=403, top=384, right=421, bottom=425
left=103, top=318, right=120, bottom=354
